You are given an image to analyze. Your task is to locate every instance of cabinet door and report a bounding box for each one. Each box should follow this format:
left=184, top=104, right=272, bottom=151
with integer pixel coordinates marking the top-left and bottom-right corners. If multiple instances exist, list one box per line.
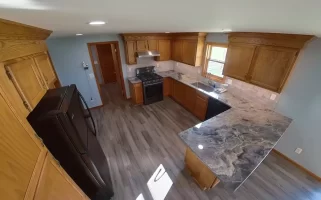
left=0, top=91, right=43, bottom=200
left=182, top=40, right=197, bottom=66
left=126, top=41, right=137, bottom=64
left=194, top=93, right=208, bottom=121
left=34, top=154, right=87, bottom=200
left=249, top=46, right=298, bottom=92
left=172, top=40, right=183, bottom=62
left=158, top=40, right=171, bottom=61
left=5, top=58, right=47, bottom=111
left=136, top=40, right=147, bottom=51
left=147, top=40, right=158, bottom=51
left=33, top=53, right=57, bottom=87
left=223, top=43, right=256, bottom=81
left=129, top=81, right=143, bottom=105
left=184, top=85, right=196, bottom=112
left=163, top=77, right=172, bottom=96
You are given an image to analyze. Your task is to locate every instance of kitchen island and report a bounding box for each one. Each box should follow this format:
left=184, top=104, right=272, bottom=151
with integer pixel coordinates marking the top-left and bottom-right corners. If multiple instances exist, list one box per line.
left=156, top=70, right=292, bottom=191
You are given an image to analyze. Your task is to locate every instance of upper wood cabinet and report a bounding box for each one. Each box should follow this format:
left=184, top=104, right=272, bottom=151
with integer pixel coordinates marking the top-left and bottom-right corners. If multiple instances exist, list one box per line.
left=0, top=88, right=44, bottom=200
left=5, top=58, right=47, bottom=111
left=126, top=41, right=137, bottom=65
left=171, top=33, right=206, bottom=66
left=223, top=43, right=256, bottom=81
left=33, top=53, right=57, bottom=88
left=121, top=33, right=205, bottom=65
left=147, top=40, right=158, bottom=51
left=136, top=40, right=148, bottom=51
left=171, top=40, right=183, bottom=62
left=248, top=46, right=298, bottom=92
left=157, top=40, right=171, bottom=61
left=34, top=153, right=88, bottom=200
left=223, top=32, right=313, bottom=92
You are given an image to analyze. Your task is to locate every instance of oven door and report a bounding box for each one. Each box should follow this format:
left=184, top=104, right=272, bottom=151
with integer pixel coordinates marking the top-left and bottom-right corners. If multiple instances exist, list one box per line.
left=143, top=82, right=163, bottom=105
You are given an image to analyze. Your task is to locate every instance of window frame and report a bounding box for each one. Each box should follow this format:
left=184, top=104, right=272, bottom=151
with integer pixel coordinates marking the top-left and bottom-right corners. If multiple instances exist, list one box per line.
left=202, top=42, right=228, bottom=83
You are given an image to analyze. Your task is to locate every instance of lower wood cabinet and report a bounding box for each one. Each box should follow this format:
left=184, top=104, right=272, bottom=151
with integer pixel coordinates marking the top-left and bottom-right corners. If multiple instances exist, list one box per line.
left=184, top=85, right=196, bottom=112
left=185, top=148, right=220, bottom=190
left=163, top=77, right=172, bottom=96
left=194, top=92, right=208, bottom=121
left=34, top=153, right=88, bottom=200
left=129, top=81, right=143, bottom=105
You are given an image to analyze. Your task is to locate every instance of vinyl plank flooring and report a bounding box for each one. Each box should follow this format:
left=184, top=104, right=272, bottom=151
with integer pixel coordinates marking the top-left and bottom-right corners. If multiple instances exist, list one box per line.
left=93, top=83, right=321, bottom=200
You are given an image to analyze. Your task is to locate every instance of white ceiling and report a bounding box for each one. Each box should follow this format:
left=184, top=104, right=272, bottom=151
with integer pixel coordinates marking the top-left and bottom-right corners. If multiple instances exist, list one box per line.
left=1, top=0, right=321, bottom=37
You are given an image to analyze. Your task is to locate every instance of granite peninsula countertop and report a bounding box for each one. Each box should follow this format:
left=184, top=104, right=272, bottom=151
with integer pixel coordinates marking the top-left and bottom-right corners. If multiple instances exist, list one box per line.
left=128, top=77, right=141, bottom=84
left=156, top=70, right=292, bottom=191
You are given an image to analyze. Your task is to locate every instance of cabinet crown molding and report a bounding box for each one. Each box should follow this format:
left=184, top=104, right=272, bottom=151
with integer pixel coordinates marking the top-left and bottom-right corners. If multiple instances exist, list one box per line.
left=228, top=32, right=314, bottom=49
left=0, top=18, right=52, bottom=40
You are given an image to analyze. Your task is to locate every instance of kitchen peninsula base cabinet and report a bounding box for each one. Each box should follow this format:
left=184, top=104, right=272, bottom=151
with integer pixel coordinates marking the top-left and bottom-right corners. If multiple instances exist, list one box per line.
left=163, top=77, right=172, bottom=96
left=185, top=148, right=220, bottom=190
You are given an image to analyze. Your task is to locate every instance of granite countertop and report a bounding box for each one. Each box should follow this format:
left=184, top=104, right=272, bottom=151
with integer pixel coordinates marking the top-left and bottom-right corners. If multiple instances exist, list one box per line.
left=128, top=77, right=142, bottom=84
left=157, top=70, right=292, bottom=191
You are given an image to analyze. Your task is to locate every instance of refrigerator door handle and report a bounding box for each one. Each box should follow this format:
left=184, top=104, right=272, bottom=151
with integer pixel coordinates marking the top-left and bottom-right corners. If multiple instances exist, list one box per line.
left=78, top=92, right=97, bottom=136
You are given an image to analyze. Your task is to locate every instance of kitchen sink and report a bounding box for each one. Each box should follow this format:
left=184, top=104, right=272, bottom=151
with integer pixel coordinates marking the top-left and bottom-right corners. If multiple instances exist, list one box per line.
left=191, top=82, right=214, bottom=92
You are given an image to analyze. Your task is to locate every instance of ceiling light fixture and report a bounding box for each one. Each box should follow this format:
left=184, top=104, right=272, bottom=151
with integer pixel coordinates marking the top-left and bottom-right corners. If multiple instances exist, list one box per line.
left=76, top=33, right=83, bottom=36
left=89, top=21, right=106, bottom=26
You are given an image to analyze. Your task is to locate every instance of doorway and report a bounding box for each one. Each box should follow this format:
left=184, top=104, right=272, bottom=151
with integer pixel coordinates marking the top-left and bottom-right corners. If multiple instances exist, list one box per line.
left=87, top=41, right=126, bottom=105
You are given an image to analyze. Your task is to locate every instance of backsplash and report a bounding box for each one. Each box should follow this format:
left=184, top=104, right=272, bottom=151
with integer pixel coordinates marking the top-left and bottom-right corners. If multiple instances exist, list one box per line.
left=127, top=57, right=174, bottom=77
left=224, top=77, right=280, bottom=103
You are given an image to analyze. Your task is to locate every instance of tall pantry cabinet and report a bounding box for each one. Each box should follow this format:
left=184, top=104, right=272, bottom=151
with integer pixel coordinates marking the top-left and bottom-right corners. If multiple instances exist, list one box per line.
left=0, top=18, right=89, bottom=199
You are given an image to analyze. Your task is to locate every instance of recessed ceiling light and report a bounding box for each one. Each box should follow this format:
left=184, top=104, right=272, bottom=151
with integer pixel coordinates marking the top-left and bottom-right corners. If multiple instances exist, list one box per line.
left=76, top=33, right=83, bottom=36
left=89, top=21, right=106, bottom=26
left=165, top=32, right=170, bottom=33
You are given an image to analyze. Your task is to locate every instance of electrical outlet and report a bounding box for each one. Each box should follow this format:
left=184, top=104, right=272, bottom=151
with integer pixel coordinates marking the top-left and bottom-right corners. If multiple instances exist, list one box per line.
left=88, top=73, right=95, bottom=79
left=295, top=148, right=303, bottom=154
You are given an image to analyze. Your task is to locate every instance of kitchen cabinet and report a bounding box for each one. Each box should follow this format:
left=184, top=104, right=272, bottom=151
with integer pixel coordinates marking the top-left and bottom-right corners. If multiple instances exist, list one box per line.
left=248, top=46, right=298, bottom=92
left=224, top=32, right=313, bottom=93
left=194, top=91, right=208, bottom=121
left=223, top=43, right=256, bottom=81
left=172, top=40, right=183, bottom=62
left=185, top=148, right=220, bottom=190
left=33, top=53, right=57, bottom=89
left=34, top=153, right=88, bottom=200
left=126, top=41, right=137, bottom=64
left=147, top=40, right=158, bottom=51
left=184, top=84, right=196, bottom=112
left=171, top=33, right=206, bottom=66
left=172, top=79, right=185, bottom=104
left=129, top=81, right=143, bottom=105
left=5, top=58, right=47, bottom=111
left=157, top=40, right=171, bottom=61
left=163, top=77, right=172, bottom=96
left=136, top=40, right=148, bottom=51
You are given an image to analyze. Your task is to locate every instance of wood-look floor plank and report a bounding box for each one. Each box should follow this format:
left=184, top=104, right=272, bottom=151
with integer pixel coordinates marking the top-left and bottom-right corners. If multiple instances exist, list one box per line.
left=93, top=83, right=321, bottom=200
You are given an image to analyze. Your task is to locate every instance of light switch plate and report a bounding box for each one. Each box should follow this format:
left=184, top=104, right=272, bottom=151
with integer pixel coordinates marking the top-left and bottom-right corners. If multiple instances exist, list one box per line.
left=295, top=148, right=303, bottom=154
left=89, top=73, right=95, bottom=79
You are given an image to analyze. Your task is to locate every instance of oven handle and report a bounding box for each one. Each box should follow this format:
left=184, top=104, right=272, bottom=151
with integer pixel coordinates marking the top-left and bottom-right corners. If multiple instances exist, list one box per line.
left=144, top=82, right=163, bottom=86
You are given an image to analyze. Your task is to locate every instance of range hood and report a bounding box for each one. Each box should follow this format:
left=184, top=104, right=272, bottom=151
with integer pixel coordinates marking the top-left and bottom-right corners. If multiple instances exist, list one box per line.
left=137, top=50, right=160, bottom=58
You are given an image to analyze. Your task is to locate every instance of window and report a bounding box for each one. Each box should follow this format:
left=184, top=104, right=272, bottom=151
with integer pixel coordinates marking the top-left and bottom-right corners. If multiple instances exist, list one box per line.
left=202, top=43, right=228, bottom=82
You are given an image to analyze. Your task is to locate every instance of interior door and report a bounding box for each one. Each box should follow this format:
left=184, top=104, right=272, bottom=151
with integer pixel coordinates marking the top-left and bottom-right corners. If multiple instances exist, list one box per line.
left=33, top=53, right=57, bottom=88
left=0, top=90, right=43, bottom=200
left=5, top=58, right=47, bottom=110
left=223, top=43, right=256, bottom=81
left=248, top=46, right=298, bottom=92
left=96, top=44, right=117, bottom=83
left=34, top=154, right=86, bottom=200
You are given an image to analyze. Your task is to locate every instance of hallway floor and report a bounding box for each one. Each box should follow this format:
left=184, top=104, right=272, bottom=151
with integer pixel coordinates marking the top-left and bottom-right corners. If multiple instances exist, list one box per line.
left=91, top=84, right=321, bottom=200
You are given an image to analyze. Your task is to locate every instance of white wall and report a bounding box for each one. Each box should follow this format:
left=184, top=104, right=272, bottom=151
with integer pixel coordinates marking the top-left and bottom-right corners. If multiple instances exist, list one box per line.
left=274, top=38, right=321, bottom=177
left=206, top=33, right=228, bottom=43
left=46, top=34, right=129, bottom=108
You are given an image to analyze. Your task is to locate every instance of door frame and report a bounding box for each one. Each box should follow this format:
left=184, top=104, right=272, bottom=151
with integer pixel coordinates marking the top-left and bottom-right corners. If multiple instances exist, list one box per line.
left=87, top=41, right=127, bottom=102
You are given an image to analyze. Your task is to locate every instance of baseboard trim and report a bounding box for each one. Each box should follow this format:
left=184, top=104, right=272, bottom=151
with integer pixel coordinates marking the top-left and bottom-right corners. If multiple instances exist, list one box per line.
left=272, top=149, right=321, bottom=182
left=89, top=105, right=103, bottom=110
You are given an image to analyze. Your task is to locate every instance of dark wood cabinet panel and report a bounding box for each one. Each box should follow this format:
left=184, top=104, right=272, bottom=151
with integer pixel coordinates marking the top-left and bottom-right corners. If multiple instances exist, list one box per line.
left=163, top=77, right=172, bottom=96
left=129, top=81, right=143, bottom=105
left=194, top=92, right=208, bottom=121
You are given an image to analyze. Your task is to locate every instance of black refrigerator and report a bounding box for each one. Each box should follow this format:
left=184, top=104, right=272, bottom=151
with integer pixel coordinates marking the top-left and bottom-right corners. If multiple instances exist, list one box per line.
left=27, top=84, right=113, bottom=199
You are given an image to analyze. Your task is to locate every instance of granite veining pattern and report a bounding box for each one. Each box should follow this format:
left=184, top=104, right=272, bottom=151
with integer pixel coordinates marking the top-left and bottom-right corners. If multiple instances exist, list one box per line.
left=157, top=70, right=292, bottom=191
